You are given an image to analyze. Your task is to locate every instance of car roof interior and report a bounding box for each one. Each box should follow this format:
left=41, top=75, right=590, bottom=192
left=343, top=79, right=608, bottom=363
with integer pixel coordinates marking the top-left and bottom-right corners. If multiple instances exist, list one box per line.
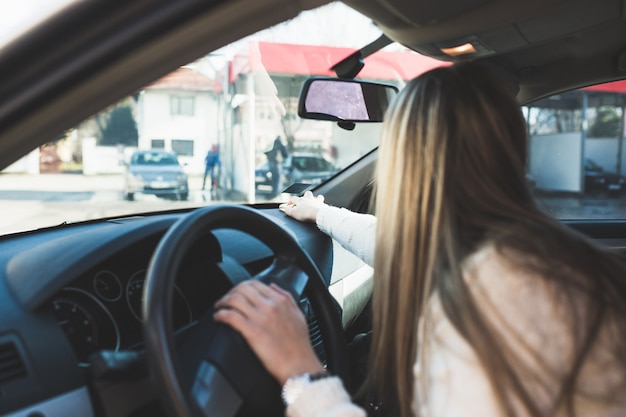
left=0, top=0, right=625, bottom=171
left=344, top=0, right=626, bottom=102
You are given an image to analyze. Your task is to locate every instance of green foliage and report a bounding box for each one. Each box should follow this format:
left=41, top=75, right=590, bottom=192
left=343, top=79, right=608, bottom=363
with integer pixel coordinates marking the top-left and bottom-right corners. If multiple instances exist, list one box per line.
left=43, top=130, right=70, bottom=146
left=588, top=107, right=622, bottom=138
left=100, top=104, right=138, bottom=146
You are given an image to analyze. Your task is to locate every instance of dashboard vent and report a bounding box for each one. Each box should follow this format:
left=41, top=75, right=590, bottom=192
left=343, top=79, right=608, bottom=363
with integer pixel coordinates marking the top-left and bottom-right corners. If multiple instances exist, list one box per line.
left=308, top=318, right=327, bottom=366
left=0, top=341, right=27, bottom=384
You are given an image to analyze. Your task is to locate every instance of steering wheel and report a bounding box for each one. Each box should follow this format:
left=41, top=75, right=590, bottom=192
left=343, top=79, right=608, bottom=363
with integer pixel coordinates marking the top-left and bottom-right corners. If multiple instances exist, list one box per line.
left=142, top=205, right=350, bottom=417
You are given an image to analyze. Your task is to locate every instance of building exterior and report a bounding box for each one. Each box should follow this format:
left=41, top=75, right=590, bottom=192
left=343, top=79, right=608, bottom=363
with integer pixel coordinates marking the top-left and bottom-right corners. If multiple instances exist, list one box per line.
left=136, top=67, right=221, bottom=175
left=222, top=41, right=442, bottom=198
left=527, top=80, right=626, bottom=194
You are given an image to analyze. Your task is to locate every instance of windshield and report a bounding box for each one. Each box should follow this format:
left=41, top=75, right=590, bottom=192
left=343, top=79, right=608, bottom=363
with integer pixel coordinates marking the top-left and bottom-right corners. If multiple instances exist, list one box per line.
left=131, top=152, right=179, bottom=166
left=0, top=3, right=433, bottom=235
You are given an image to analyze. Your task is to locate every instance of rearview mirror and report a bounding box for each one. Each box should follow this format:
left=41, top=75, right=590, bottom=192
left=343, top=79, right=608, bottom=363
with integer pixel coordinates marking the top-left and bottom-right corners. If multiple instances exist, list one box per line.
left=298, top=78, right=398, bottom=123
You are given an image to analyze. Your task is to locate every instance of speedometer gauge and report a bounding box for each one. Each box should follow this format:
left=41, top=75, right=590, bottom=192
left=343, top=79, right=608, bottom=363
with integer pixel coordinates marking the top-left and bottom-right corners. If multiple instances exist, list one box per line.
left=126, top=272, right=145, bottom=321
left=52, top=299, right=98, bottom=359
left=50, top=288, right=120, bottom=364
left=126, top=269, right=192, bottom=327
left=93, top=270, right=122, bottom=301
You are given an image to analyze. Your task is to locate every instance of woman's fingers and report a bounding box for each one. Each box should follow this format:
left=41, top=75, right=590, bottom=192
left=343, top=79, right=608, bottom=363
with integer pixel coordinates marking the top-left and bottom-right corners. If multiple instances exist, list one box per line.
left=214, top=281, right=324, bottom=384
left=215, top=281, right=298, bottom=327
left=215, top=281, right=263, bottom=315
left=279, top=192, right=326, bottom=223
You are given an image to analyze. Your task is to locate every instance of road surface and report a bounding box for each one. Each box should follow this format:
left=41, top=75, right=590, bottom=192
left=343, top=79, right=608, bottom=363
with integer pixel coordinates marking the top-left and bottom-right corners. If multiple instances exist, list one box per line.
left=2, top=173, right=626, bottom=235
left=0, top=173, right=254, bottom=235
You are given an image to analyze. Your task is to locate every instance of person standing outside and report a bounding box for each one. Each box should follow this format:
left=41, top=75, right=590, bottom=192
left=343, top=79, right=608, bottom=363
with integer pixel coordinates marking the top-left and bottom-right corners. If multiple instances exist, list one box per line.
left=202, top=144, right=220, bottom=192
left=265, top=136, right=288, bottom=197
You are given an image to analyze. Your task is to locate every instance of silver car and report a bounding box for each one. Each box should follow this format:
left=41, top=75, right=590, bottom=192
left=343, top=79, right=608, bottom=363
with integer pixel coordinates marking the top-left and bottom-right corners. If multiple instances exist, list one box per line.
left=123, top=150, right=189, bottom=201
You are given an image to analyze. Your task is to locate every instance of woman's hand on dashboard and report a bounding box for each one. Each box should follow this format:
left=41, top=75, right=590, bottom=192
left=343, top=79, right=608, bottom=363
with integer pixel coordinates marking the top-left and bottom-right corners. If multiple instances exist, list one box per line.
left=279, top=191, right=326, bottom=223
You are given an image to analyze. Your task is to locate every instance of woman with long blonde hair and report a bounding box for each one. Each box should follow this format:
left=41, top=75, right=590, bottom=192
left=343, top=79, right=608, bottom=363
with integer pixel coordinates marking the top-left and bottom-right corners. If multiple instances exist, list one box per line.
left=215, top=62, right=626, bottom=417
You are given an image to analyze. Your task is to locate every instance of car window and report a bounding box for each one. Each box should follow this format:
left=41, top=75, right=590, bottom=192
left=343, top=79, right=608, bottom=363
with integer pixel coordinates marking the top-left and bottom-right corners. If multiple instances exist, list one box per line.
left=292, top=157, right=307, bottom=170
left=0, top=2, right=436, bottom=235
left=310, top=157, right=332, bottom=171
left=5, top=3, right=624, bottom=234
left=132, top=152, right=179, bottom=166
left=525, top=80, right=626, bottom=220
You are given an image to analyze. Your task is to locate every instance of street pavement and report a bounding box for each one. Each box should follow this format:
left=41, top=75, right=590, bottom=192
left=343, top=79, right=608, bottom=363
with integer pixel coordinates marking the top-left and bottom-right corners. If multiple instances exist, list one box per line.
left=534, top=192, right=626, bottom=220
left=0, top=173, right=262, bottom=235
left=3, top=173, right=626, bottom=235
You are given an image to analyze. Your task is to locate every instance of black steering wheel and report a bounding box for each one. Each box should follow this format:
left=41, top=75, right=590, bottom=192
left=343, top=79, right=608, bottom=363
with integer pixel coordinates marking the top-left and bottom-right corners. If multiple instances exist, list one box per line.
left=142, top=205, right=350, bottom=417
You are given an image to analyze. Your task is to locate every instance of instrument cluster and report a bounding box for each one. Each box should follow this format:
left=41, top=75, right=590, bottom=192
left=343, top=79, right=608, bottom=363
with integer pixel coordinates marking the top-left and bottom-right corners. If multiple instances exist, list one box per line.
left=46, top=244, right=220, bottom=365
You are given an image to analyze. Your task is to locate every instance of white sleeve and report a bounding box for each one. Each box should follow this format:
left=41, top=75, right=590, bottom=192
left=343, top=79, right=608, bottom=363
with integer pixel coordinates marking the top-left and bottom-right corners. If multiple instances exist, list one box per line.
left=287, top=377, right=366, bottom=417
left=316, top=205, right=376, bottom=267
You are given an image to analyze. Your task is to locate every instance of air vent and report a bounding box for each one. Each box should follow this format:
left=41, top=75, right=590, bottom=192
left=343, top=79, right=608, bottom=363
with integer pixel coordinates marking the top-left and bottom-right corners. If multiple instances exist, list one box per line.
left=0, top=342, right=27, bottom=384
left=301, top=298, right=328, bottom=365
left=308, top=318, right=327, bottom=366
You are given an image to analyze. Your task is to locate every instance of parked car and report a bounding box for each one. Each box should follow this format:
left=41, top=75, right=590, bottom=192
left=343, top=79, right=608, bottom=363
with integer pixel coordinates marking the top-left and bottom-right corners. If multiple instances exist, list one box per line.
left=584, top=158, right=625, bottom=196
left=285, top=153, right=338, bottom=185
left=123, top=150, right=189, bottom=201
left=255, top=153, right=337, bottom=191
left=1, top=1, right=626, bottom=417
left=254, top=161, right=275, bottom=191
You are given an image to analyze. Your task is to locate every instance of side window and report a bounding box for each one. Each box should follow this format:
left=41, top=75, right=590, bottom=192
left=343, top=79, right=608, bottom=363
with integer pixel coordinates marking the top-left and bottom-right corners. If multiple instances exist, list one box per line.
left=525, top=80, right=626, bottom=219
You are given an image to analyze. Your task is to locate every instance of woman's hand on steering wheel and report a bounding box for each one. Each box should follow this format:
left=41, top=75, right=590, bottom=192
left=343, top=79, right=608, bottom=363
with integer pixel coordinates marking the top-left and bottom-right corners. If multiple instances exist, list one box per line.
left=214, top=280, right=325, bottom=385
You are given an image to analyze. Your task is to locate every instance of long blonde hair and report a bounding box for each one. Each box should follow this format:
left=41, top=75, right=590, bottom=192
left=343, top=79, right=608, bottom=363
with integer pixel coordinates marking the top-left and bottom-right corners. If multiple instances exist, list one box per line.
left=366, top=62, right=626, bottom=417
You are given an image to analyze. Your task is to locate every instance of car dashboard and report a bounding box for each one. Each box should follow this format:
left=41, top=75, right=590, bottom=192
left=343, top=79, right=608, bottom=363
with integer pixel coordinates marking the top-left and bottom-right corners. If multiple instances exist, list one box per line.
left=0, top=207, right=336, bottom=417
left=4, top=204, right=625, bottom=417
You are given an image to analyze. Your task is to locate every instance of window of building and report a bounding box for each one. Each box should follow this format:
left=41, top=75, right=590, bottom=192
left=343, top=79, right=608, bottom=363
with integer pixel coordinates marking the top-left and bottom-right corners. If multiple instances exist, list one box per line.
left=170, top=96, right=195, bottom=116
left=172, top=139, right=194, bottom=156
left=151, top=139, right=165, bottom=149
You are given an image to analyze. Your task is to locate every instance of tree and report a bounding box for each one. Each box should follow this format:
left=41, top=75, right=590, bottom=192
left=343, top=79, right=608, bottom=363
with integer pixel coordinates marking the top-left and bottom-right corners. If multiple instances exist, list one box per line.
left=589, top=106, right=622, bottom=138
left=100, top=103, right=138, bottom=146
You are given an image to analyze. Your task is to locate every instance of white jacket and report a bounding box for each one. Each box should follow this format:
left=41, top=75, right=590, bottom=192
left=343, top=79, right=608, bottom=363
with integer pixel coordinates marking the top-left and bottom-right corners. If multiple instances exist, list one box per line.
left=288, top=207, right=626, bottom=417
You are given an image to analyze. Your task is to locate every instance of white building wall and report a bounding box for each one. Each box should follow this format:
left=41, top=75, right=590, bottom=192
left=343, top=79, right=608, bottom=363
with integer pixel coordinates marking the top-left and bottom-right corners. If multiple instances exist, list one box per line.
left=82, top=138, right=136, bottom=175
left=137, top=90, right=219, bottom=175
left=3, top=149, right=40, bottom=174
left=529, top=132, right=583, bottom=192
left=585, top=137, right=626, bottom=174
left=330, top=123, right=381, bottom=170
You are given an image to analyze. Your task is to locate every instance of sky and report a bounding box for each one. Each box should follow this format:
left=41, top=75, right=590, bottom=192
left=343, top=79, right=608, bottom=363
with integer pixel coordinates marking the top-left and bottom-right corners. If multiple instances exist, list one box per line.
left=0, top=1, right=76, bottom=49
left=212, top=2, right=401, bottom=58
left=0, top=2, right=396, bottom=52
left=192, top=2, right=400, bottom=80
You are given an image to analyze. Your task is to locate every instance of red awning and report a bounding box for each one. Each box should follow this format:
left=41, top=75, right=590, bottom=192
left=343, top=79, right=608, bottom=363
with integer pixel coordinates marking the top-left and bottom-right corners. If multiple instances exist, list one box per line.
left=231, top=41, right=446, bottom=82
left=582, top=79, right=626, bottom=93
